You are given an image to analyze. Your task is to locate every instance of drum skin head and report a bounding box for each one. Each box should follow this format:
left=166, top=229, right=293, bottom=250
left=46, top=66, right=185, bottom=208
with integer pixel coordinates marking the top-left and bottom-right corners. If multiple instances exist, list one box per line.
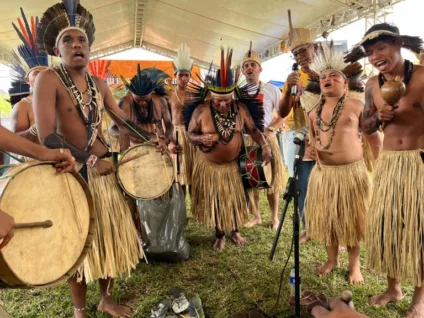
left=117, top=144, right=174, bottom=200
left=0, top=163, right=92, bottom=287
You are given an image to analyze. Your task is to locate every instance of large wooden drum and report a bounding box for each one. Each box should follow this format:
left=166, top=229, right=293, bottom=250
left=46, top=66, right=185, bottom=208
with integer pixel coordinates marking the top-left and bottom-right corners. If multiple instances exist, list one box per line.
left=238, top=146, right=274, bottom=189
left=117, top=144, right=174, bottom=200
left=0, top=161, right=94, bottom=288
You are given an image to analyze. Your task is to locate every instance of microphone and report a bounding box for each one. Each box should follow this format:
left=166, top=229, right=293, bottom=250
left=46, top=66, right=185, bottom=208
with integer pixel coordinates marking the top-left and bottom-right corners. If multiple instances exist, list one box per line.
left=291, top=63, right=299, bottom=96
left=293, top=127, right=308, bottom=145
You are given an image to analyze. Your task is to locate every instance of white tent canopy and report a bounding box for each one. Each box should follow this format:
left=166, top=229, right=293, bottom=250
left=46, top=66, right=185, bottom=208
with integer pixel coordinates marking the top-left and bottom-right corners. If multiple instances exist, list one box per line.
left=0, top=0, right=404, bottom=68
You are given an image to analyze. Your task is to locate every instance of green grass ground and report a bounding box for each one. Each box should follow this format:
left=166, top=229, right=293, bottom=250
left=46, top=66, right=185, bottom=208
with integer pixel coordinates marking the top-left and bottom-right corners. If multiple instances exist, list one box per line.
left=0, top=194, right=415, bottom=317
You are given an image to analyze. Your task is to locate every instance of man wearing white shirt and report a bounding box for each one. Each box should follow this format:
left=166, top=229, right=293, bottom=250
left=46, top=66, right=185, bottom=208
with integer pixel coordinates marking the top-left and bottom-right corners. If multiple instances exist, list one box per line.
left=242, top=46, right=286, bottom=230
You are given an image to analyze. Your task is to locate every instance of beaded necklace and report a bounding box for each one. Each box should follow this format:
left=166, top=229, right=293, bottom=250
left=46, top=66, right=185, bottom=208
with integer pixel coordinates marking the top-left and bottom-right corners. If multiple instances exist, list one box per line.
left=315, top=94, right=346, bottom=150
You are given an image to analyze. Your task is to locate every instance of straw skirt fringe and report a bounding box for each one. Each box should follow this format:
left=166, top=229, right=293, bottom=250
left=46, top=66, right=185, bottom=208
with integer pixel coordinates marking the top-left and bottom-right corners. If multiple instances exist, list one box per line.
left=191, top=152, right=248, bottom=232
left=173, top=125, right=196, bottom=185
left=267, top=134, right=286, bottom=194
left=305, top=159, right=370, bottom=247
left=78, top=167, right=142, bottom=283
left=366, top=149, right=424, bottom=286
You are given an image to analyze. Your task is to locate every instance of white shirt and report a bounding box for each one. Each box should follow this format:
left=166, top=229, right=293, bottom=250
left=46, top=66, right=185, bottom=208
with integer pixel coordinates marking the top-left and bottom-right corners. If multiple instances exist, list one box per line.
left=247, top=82, right=281, bottom=129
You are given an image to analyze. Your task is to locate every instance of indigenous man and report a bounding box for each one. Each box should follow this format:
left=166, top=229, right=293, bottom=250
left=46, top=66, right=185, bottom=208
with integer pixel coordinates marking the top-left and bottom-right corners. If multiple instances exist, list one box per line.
left=241, top=43, right=286, bottom=230
left=34, top=2, right=145, bottom=317
left=119, top=65, right=172, bottom=153
left=169, top=43, right=197, bottom=194
left=10, top=9, right=49, bottom=144
left=186, top=48, right=271, bottom=251
left=345, top=23, right=424, bottom=316
left=305, top=44, right=372, bottom=284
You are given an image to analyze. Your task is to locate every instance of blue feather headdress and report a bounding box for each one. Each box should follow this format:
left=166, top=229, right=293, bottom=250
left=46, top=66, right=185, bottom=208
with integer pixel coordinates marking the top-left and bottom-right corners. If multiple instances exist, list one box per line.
left=36, top=0, right=95, bottom=56
left=11, top=8, right=49, bottom=78
left=120, top=65, right=170, bottom=97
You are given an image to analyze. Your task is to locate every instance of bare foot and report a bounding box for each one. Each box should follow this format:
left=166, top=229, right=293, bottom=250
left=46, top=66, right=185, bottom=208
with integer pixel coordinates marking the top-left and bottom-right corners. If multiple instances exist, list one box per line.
left=98, top=296, right=132, bottom=317
left=213, top=236, right=226, bottom=251
left=348, top=268, right=364, bottom=285
left=244, top=217, right=262, bottom=228
left=299, top=232, right=310, bottom=244
left=231, top=232, right=247, bottom=247
left=316, top=261, right=338, bottom=277
left=272, top=219, right=280, bottom=231
left=370, top=289, right=403, bottom=307
left=407, top=304, right=424, bottom=318
left=74, top=309, right=87, bottom=318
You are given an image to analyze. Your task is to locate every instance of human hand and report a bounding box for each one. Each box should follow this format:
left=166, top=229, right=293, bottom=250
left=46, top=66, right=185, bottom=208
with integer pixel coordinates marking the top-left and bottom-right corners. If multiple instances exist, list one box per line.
left=169, top=142, right=183, bottom=154
left=94, top=159, right=116, bottom=176
left=0, top=210, right=15, bottom=249
left=286, top=72, right=300, bottom=89
left=262, top=145, right=272, bottom=164
left=312, top=298, right=367, bottom=318
left=156, top=138, right=169, bottom=154
left=378, top=104, right=397, bottom=122
left=305, top=144, right=317, bottom=160
left=202, top=134, right=219, bottom=147
left=39, top=148, right=75, bottom=173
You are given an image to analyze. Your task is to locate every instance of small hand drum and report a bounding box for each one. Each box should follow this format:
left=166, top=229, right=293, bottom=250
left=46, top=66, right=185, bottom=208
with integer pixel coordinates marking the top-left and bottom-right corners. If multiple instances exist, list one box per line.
left=238, top=146, right=273, bottom=189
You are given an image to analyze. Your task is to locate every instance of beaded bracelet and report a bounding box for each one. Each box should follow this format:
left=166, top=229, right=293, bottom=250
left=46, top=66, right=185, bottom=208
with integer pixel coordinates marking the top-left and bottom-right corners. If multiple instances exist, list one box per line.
left=86, top=154, right=98, bottom=168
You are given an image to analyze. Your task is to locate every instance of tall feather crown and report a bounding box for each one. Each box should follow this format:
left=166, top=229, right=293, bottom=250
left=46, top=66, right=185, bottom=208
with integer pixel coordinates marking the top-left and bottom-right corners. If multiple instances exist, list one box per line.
left=12, top=8, right=49, bottom=78
left=36, top=0, right=95, bottom=56
left=173, top=43, right=194, bottom=74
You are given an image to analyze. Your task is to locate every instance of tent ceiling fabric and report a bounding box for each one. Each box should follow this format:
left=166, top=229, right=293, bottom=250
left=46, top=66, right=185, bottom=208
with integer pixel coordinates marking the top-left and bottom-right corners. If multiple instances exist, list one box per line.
left=0, top=0, right=379, bottom=66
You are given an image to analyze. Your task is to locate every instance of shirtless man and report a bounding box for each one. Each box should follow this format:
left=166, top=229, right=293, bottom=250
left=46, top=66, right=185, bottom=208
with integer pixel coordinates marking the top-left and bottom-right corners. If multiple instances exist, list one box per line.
left=34, top=2, right=144, bottom=317
left=345, top=23, right=424, bottom=316
left=305, top=45, right=374, bottom=285
left=10, top=67, right=47, bottom=143
left=168, top=43, right=197, bottom=193
left=186, top=49, right=271, bottom=251
left=119, top=66, right=172, bottom=153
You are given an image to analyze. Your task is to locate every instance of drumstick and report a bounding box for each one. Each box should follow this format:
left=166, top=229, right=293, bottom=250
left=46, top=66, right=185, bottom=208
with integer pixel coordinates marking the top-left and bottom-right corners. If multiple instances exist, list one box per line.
left=15, top=220, right=53, bottom=229
left=153, top=124, right=172, bottom=186
left=115, top=151, right=148, bottom=168
left=176, top=130, right=180, bottom=175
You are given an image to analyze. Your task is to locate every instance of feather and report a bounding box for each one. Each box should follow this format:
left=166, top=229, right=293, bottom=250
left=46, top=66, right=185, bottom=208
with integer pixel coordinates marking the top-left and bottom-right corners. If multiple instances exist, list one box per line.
left=20, top=8, right=36, bottom=52
left=220, top=48, right=225, bottom=87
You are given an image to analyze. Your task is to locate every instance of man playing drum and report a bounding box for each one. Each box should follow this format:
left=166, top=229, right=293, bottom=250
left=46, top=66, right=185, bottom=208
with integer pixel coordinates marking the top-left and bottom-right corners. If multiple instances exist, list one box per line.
left=186, top=48, right=271, bottom=251
left=118, top=65, right=172, bottom=153
left=33, top=1, right=145, bottom=317
left=169, top=43, right=197, bottom=195
left=241, top=43, right=286, bottom=230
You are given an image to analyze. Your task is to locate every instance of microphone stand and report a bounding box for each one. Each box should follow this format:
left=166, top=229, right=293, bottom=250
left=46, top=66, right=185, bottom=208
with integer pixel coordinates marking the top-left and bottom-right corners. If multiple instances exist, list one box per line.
left=270, top=136, right=305, bottom=318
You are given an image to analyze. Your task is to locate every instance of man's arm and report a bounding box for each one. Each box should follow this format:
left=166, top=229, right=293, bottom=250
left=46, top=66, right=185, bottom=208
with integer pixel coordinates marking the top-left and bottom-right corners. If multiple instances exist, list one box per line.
left=361, top=79, right=381, bottom=134
left=10, top=102, right=38, bottom=143
left=33, top=70, right=91, bottom=163
left=187, top=106, right=205, bottom=145
left=278, top=88, right=294, bottom=118
left=241, top=105, right=267, bottom=147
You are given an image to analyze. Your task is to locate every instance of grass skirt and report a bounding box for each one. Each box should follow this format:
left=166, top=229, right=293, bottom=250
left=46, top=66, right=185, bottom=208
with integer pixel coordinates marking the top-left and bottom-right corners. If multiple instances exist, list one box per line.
left=78, top=166, right=142, bottom=283
left=305, top=159, right=370, bottom=247
left=173, top=125, right=196, bottom=185
left=366, top=149, right=424, bottom=286
left=191, top=152, right=248, bottom=232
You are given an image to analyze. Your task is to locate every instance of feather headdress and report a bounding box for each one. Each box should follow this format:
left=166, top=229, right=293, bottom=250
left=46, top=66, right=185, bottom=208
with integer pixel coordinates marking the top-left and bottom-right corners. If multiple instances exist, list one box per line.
left=120, top=65, right=169, bottom=97
left=173, top=43, right=194, bottom=74
left=183, top=47, right=265, bottom=131
left=36, top=0, right=95, bottom=56
left=301, top=42, right=364, bottom=111
left=87, top=60, right=111, bottom=81
left=344, top=24, right=423, bottom=63
left=12, top=8, right=49, bottom=78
